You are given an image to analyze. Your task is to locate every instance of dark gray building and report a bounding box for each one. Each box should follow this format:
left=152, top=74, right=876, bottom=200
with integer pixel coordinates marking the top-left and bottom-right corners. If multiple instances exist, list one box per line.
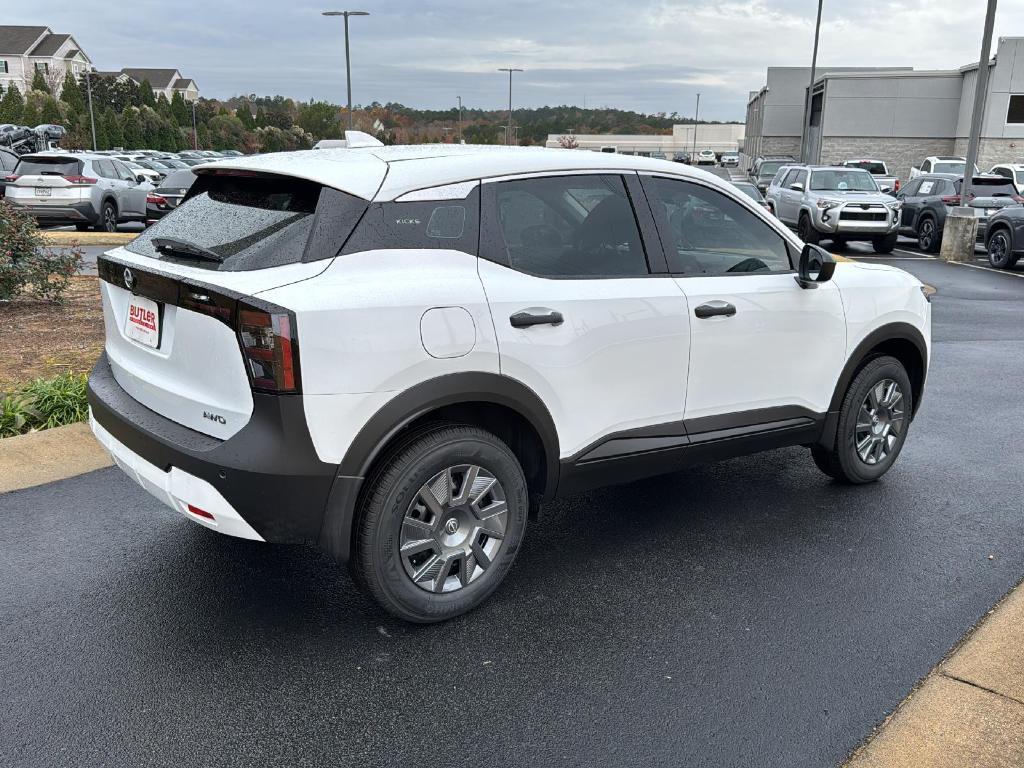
left=744, top=37, right=1024, bottom=183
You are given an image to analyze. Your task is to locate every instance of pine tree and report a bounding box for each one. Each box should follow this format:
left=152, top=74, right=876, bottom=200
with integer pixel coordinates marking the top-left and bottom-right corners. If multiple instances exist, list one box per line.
left=138, top=80, right=157, bottom=108
left=121, top=107, right=142, bottom=149
left=22, top=100, right=41, bottom=128
left=171, top=91, right=190, bottom=126
left=60, top=70, right=85, bottom=113
left=0, top=83, right=23, bottom=124
left=40, top=96, right=61, bottom=125
left=31, top=68, right=50, bottom=94
left=102, top=109, right=124, bottom=149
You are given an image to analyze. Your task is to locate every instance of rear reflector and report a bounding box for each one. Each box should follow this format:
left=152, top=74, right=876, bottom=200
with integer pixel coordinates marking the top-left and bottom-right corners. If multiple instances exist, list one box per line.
left=237, top=304, right=300, bottom=393
left=186, top=504, right=215, bottom=520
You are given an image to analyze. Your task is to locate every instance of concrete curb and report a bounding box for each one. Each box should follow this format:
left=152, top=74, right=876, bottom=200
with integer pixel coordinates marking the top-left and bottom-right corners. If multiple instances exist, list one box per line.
left=0, top=422, right=112, bottom=493
left=41, top=232, right=137, bottom=247
left=845, top=580, right=1024, bottom=767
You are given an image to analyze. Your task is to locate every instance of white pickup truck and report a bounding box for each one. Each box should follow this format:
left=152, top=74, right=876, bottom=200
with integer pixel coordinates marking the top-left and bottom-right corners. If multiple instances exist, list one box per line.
left=842, top=160, right=900, bottom=194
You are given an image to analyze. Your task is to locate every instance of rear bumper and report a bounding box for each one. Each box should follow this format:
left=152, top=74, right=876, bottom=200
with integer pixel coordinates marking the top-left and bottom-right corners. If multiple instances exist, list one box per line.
left=7, top=199, right=98, bottom=224
left=87, top=353, right=345, bottom=546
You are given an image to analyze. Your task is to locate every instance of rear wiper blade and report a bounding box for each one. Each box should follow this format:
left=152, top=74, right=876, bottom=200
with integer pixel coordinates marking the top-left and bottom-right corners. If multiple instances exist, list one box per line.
left=152, top=237, right=223, bottom=262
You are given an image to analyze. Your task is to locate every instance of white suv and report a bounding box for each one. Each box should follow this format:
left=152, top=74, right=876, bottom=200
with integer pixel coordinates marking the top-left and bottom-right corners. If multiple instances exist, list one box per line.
left=87, top=141, right=932, bottom=622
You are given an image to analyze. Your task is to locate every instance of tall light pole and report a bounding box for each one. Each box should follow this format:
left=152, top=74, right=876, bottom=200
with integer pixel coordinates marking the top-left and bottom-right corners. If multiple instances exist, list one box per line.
left=191, top=99, right=198, bottom=150
left=322, top=10, right=370, bottom=129
left=691, top=93, right=701, bottom=159
left=800, top=0, right=824, bottom=163
left=84, top=70, right=97, bottom=151
left=457, top=95, right=463, bottom=143
left=962, top=0, right=998, bottom=205
left=498, top=67, right=523, bottom=145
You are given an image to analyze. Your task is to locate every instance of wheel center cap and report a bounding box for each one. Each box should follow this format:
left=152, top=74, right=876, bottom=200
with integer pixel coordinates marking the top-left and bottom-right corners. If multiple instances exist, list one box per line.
left=443, top=517, right=460, bottom=536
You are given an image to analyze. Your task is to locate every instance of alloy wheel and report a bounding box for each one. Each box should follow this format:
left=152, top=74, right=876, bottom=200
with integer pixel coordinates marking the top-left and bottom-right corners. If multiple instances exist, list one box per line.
left=855, top=378, right=905, bottom=465
left=919, top=220, right=934, bottom=251
left=989, top=232, right=1009, bottom=267
left=103, top=206, right=117, bottom=232
left=399, top=464, right=508, bottom=594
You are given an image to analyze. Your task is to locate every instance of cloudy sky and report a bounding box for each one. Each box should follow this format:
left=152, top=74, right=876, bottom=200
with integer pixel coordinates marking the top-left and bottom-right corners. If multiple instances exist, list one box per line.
left=9, top=1, right=1023, bottom=120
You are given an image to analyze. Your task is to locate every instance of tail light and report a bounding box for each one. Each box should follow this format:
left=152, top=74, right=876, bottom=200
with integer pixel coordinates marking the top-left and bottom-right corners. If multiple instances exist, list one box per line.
left=1014, top=195, right=1024, bottom=204
left=146, top=194, right=169, bottom=206
left=63, top=175, right=98, bottom=185
left=941, top=195, right=961, bottom=206
left=4, top=174, right=18, bottom=182
left=237, top=304, right=300, bottom=393
left=893, top=179, right=900, bottom=192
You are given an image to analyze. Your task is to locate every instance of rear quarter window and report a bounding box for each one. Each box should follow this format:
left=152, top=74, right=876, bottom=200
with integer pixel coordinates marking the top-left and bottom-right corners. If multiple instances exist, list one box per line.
left=127, top=172, right=367, bottom=271
left=342, top=187, right=480, bottom=255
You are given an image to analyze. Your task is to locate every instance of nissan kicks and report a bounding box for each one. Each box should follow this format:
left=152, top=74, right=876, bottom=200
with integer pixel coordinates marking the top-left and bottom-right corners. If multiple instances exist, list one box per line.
left=88, top=136, right=931, bottom=622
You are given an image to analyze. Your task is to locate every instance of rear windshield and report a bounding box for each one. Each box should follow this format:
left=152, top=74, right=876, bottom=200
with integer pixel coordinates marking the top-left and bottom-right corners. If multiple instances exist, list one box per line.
left=810, top=170, right=878, bottom=192
left=954, top=178, right=1019, bottom=197
left=758, top=161, right=786, bottom=176
left=844, top=161, right=886, bottom=175
left=14, top=157, right=83, bottom=176
left=127, top=172, right=367, bottom=271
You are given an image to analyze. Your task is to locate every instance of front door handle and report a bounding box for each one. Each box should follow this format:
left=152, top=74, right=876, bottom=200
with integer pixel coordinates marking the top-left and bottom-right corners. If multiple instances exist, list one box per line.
left=510, top=308, right=564, bottom=328
left=694, top=301, right=736, bottom=319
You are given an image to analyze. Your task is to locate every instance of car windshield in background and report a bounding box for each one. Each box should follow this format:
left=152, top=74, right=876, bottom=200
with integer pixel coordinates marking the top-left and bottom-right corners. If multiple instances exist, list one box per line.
left=934, top=162, right=967, bottom=175
left=14, top=157, right=83, bottom=176
left=759, top=161, right=786, bottom=176
left=127, top=173, right=366, bottom=271
left=846, top=161, right=886, bottom=174
left=158, top=169, right=196, bottom=189
left=810, top=170, right=878, bottom=192
left=954, top=178, right=1019, bottom=197
left=733, top=182, right=765, bottom=202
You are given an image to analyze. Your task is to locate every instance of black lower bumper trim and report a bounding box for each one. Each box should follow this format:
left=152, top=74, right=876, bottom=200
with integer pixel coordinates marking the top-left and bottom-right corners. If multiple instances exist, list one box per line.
left=87, top=353, right=339, bottom=544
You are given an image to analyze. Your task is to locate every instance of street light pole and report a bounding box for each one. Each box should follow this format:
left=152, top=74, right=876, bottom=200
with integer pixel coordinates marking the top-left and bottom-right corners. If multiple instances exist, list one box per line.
left=800, top=0, right=824, bottom=163
left=457, top=95, right=463, bottom=143
left=322, top=10, right=370, bottom=130
left=191, top=99, right=198, bottom=150
left=962, top=0, right=998, bottom=205
left=498, top=67, right=523, bottom=146
left=691, top=93, right=700, bottom=159
left=85, top=70, right=97, bottom=151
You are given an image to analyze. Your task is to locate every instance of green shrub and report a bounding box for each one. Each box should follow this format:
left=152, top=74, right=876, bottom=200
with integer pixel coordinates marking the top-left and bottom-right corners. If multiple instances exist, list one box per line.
left=0, top=372, right=89, bottom=437
left=0, top=201, right=83, bottom=303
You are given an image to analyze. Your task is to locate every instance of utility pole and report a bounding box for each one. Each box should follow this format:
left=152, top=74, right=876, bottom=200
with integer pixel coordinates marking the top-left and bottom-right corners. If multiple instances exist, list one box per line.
left=322, top=10, right=370, bottom=129
left=457, top=95, right=463, bottom=143
left=691, top=93, right=700, bottom=159
left=800, top=0, right=824, bottom=163
left=498, top=67, right=523, bottom=145
left=191, top=99, right=198, bottom=150
left=85, top=70, right=97, bottom=151
left=942, top=0, right=998, bottom=263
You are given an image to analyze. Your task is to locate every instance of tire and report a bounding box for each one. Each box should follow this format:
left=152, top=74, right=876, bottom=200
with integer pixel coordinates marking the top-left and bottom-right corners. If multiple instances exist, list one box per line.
left=96, top=201, right=118, bottom=233
left=873, top=232, right=898, bottom=254
left=352, top=423, right=529, bottom=623
left=811, top=355, right=913, bottom=484
left=798, top=212, right=821, bottom=245
left=917, top=217, right=938, bottom=253
left=831, top=237, right=847, bottom=251
left=987, top=228, right=1018, bottom=269
left=74, top=223, right=90, bottom=232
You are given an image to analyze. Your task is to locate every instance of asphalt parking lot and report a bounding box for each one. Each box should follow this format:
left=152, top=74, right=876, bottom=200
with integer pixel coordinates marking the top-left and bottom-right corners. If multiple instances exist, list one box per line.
left=4, top=232, right=1024, bottom=768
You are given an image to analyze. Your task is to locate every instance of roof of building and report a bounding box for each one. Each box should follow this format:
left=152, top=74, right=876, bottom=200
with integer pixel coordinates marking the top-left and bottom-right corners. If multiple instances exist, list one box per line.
left=173, top=78, right=195, bottom=89
left=0, top=25, right=48, bottom=55
left=194, top=144, right=749, bottom=202
left=28, top=33, right=70, bottom=57
left=93, top=70, right=124, bottom=79
left=120, top=68, right=180, bottom=88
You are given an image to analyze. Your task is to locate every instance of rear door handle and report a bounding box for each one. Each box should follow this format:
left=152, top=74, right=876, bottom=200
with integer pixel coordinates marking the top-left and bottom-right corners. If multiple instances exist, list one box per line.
left=510, top=308, right=564, bottom=328
left=694, top=301, right=736, bottom=319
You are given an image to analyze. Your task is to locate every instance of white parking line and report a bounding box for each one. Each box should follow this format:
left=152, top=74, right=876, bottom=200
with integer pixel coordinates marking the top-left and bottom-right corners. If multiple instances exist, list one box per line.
left=893, top=248, right=937, bottom=259
left=947, top=261, right=1024, bottom=279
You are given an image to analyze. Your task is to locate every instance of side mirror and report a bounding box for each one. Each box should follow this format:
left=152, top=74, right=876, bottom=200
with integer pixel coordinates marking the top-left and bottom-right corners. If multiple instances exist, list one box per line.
left=789, top=182, right=804, bottom=192
left=796, top=243, right=836, bottom=289
left=880, top=185, right=892, bottom=194
left=135, top=175, right=146, bottom=184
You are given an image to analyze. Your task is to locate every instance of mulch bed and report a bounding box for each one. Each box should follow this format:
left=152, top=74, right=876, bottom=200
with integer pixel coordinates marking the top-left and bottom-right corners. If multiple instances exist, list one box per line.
left=0, top=276, right=104, bottom=390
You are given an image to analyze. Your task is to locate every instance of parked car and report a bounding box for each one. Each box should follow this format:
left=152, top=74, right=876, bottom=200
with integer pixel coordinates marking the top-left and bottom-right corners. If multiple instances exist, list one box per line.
left=720, top=152, right=740, bottom=167
left=909, top=156, right=979, bottom=180
left=176, top=157, right=209, bottom=167
left=841, top=159, right=900, bottom=194
left=749, top=155, right=796, bottom=194
left=673, top=152, right=691, bottom=164
left=769, top=165, right=900, bottom=252
left=219, top=149, right=244, bottom=157
left=86, top=143, right=931, bottom=622
left=987, top=163, right=1024, bottom=194
left=5, top=152, right=152, bottom=231
left=983, top=207, right=1024, bottom=269
left=895, top=174, right=1023, bottom=253
left=696, top=149, right=717, bottom=165
left=731, top=180, right=771, bottom=211
left=0, top=147, right=19, bottom=197
left=124, top=161, right=163, bottom=184
left=144, top=168, right=197, bottom=224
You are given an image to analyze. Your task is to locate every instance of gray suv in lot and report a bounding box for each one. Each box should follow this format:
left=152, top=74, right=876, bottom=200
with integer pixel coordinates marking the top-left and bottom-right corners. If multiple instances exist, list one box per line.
left=5, top=152, right=153, bottom=231
left=766, top=165, right=900, bottom=253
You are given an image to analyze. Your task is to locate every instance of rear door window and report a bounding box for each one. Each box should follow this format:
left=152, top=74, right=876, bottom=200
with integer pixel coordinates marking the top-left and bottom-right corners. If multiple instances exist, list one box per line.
left=127, top=172, right=368, bottom=271
left=13, top=157, right=83, bottom=177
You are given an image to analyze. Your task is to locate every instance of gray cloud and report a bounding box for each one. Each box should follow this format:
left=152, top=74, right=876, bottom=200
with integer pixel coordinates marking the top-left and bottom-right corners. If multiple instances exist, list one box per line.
left=7, top=1, right=1022, bottom=120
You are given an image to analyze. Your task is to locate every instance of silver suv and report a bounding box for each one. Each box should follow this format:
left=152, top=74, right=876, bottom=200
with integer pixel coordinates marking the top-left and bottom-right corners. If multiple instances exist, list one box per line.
left=766, top=165, right=900, bottom=253
left=5, top=152, right=153, bottom=232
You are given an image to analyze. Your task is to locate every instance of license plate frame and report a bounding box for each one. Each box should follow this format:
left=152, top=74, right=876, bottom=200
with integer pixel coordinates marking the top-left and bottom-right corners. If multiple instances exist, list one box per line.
left=124, top=295, right=162, bottom=349
left=35, top=186, right=51, bottom=197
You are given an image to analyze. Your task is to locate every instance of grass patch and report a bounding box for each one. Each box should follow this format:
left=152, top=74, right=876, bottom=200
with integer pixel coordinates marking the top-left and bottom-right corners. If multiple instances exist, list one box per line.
left=0, top=372, right=89, bottom=438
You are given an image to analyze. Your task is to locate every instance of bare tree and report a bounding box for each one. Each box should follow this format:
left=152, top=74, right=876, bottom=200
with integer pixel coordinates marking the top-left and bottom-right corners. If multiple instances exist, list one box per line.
left=558, top=135, right=580, bottom=149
